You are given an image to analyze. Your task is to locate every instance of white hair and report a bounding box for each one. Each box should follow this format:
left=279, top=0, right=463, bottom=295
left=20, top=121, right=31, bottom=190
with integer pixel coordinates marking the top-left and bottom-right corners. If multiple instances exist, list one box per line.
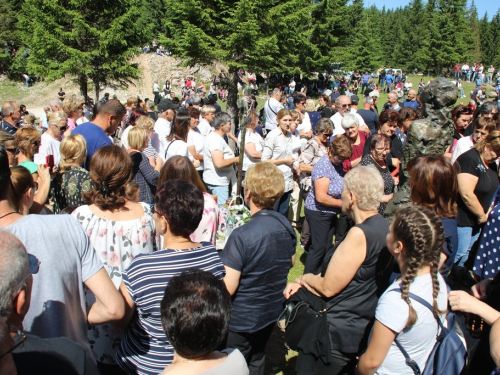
left=341, top=113, right=360, bottom=129
left=344, top=165, right=384, bottom=211
left=0, top=231, right=30, bottom=318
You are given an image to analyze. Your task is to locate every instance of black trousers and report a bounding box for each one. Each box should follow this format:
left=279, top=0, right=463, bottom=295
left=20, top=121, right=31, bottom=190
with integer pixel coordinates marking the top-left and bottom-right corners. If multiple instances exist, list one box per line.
left=224, top=323, right=274, bottom=375
left=297, top=348, right=357, bottom=375
left=304, top=207, right=337, bottom=274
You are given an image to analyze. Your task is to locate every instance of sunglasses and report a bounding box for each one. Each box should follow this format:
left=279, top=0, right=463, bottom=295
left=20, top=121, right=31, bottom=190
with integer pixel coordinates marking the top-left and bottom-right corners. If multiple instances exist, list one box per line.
left=28, top=253, right=41, bottom=275
left=322, top=133, right=333, bottom=137
left=341, top=104, right=352, bottom=108
left=59, top=125, right=68, bottom=131
left=5, top=147, right=18, bottom=154
left=0, top=326, right=26, bottom=359
left=31, top=140, right=39, bottom=146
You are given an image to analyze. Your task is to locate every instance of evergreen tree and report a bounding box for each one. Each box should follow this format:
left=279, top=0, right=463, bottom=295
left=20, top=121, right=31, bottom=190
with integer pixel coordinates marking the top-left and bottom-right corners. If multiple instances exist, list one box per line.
left=349, top=8, right=382, bottom=72
left=490, top=11, right=500, bottom=69
left=18, top=0, right=142, bottom=99
left=479, top=13, right=492, bottom=64
left=467, top=0, right=482, bottom=63
left=418, top=0, right=441, bottom=72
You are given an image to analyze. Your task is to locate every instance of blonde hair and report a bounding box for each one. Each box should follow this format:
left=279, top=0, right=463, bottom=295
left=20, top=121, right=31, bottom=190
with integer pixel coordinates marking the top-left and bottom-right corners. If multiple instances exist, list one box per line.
left=23, top=114, right=36, bottom=126
left=59, top=134, right=87, bottom=173
left=62, top=96, right=84, bottom=116
left=47, top=111, right=67, bottom=128
left=305, top=99, right=316, bottom=112
left=244, top=162, right=285, bottom=209
left=201, top=105, right=216, bottom=117
left=128, top=127, right=147, bottom=151
left=14, top=126, right=40, bottom=159
left=9, top=166, right=34, bottom=212
left=344, top=165, right=384, bottom=211
left=126, top=96, right=139, bottom=107
left=135, top=116, right=155, bottom=132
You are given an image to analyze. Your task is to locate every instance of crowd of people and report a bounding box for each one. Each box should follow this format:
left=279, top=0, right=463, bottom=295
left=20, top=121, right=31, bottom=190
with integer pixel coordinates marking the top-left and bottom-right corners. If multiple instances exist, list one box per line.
left=1, top=72, right=500, bottom=375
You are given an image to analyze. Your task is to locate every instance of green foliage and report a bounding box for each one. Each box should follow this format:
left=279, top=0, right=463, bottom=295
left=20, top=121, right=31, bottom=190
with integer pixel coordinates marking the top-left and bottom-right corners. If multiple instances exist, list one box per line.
left=18, top=0, right=142, bottom=99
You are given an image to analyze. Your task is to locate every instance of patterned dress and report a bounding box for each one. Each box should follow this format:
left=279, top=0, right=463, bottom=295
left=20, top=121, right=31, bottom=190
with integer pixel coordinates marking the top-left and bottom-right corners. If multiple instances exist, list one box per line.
left=474, top=186, right=500, bottom=279
left=72, top=203, right=155, bottom=365
left=50, top=166, right=92, bottom=213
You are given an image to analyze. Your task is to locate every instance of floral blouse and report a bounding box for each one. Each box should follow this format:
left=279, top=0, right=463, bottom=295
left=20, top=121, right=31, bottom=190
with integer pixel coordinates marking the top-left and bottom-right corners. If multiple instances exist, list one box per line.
left=50, top=166, right=92, bottom=213
left=72, top=203, right=155, bottom=365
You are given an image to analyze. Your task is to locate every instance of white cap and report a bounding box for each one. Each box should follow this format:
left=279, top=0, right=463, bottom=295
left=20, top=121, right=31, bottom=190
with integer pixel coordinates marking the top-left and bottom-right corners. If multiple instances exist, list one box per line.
left=368, top=90, right=380, bottom=98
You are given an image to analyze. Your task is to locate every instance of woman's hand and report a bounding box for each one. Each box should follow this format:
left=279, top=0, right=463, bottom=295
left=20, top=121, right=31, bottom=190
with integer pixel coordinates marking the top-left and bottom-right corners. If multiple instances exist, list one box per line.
left=284, top=157, right=295, bottom=166
left=391, top=158, right=400, bottom=169
left=478, top=207, right=492, bottom=224
left=449, top=290, right=479, bottom=314
left=472, top=278, right=493, bottom=300
left=283, top=282, right=301, bottom=299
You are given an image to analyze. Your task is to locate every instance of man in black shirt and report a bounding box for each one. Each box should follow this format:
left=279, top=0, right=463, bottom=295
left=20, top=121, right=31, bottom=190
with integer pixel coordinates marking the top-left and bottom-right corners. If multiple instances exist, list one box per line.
left=357, top=96, right=379, bottom=134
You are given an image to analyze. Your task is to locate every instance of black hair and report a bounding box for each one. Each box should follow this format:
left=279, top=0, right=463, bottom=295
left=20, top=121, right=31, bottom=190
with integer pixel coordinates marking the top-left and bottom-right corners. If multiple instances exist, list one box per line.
left=154, top=180, right=204, bottom=238
left=293, top=93, right=306, bottom=106
left=160, top=269, right=231, bottom=359
left=0, top=146, right=11, bottom=200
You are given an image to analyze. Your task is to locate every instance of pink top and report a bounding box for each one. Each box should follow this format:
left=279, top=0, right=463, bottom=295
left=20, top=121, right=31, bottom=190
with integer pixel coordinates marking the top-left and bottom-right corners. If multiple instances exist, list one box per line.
left=67, top=118, right=77, bottom=130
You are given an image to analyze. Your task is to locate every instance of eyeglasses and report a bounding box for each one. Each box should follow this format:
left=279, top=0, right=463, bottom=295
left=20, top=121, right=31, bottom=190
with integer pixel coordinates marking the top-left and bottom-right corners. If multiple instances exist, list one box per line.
left=322, top=133, right=333, bottom=137
left=58, top=125, right=68, bottom=131
left=375, top=147, right=390, bottom=152
left=341, top=104, right=352, bottom=108
left=0, top=326, right=26, bottom=359
left=5, top=148, right=18, bottom=154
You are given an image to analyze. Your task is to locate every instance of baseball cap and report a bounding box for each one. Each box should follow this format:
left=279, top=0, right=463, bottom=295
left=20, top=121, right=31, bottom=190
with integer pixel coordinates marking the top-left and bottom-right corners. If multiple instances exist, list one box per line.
left=368, top=90, right=380, bottom=98
left=350, top=95, right=359, bottom=105
left=157, top=100, right=179, bottom=112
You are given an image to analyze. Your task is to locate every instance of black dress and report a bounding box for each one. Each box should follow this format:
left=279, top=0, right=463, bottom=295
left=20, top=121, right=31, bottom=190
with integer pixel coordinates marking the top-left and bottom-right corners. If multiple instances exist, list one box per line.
left=360, top=154, right=394, bottom=214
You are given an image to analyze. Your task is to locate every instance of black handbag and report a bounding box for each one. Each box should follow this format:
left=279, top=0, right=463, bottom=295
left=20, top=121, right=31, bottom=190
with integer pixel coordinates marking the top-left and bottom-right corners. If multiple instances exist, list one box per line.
left=278, top=288, right=333, bottom=351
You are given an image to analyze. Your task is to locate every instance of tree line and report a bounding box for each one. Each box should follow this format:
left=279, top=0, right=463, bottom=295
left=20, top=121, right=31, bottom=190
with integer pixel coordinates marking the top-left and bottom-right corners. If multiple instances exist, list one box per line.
left=0, top=0, right=498, bottom=114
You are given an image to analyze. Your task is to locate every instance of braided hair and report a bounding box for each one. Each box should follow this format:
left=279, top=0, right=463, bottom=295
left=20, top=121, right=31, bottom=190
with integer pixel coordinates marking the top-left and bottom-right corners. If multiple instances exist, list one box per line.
left=392, top=206, right=446, bottom=328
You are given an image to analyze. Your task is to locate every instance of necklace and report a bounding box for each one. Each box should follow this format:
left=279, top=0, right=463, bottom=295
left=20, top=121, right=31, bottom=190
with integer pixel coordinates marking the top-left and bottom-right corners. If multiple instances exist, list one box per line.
left=0, top=211, right=18, bottom=220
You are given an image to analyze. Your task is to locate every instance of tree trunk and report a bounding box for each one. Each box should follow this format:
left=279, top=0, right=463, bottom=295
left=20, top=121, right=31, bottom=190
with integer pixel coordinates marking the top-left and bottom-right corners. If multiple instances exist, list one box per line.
left=78, top=74, right=88, bottom=99
left=227, top=67, right=239, bottom=149
left=94, top=83, right=100, bottom=103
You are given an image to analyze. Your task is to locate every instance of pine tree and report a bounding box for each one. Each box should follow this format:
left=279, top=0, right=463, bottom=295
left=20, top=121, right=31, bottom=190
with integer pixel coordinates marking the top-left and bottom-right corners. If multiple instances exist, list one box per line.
left=490, top=11, right=500, bottom=69
left=18, top=0, right=142, bottom=99
left=479, top=13, right=492, bottom=64
left=349, top=8, right=382, bottom=72
left=467, top=0, right=482, bottom=63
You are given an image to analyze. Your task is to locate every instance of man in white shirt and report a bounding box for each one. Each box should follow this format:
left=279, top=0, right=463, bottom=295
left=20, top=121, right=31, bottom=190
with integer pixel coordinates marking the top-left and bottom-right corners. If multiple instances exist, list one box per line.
left=330, top=95, right=367, bottom=135
left=153, top=100, right=178, bottom=156
left=462, top=63, right=469, bottom=81
left=264, top=88, right=284, bottom=133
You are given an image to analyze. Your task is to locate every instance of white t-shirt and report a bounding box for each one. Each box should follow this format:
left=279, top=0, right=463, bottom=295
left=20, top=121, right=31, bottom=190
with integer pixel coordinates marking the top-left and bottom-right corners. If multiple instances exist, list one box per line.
left=264, top=97, right=284, bottom=130
left=262, top=127, right=293, bottom=192
left=153, top=83, right=159, bottom=92
left=162, top=139, right=192, bottom=162
left=238, top=130, right=263, bottom=171
left=34, top=132, right=61, bottom=166
left=291, top=129, right=302, bottom=169
left=203, top=132, right=235, bottom=186
left=187, top=130, right=205, bottom=171
left=197, top=118, right=212, bottom=138
left=451, top=135, right=474, bottom=165
left=154, top=118, right=171, bottom=157
left=375, top=273, right=448, bottom=375
left=297, top=112, right=312, bottom=148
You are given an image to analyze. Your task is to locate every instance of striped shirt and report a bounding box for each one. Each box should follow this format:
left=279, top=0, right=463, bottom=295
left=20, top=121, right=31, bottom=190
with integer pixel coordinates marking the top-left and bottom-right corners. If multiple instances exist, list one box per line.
left=116, top=243, right=225, bottom=375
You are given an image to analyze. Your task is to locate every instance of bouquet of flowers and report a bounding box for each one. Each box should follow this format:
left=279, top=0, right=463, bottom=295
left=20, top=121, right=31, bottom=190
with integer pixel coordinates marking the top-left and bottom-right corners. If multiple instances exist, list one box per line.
left=216, top=198, right=251, bottom=250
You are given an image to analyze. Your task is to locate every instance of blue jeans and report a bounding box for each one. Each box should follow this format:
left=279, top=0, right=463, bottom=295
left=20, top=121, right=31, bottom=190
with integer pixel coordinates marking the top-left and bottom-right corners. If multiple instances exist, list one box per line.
left=454, top=225, right=481, bottom=266
left=273, top=190, right=291, bottom=217
left=206, top=184, right=229, bottom=205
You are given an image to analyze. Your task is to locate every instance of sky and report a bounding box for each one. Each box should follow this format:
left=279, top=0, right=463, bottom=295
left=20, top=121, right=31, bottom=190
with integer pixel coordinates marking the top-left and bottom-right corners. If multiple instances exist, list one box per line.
left=365, top=0, right=497, bottom=20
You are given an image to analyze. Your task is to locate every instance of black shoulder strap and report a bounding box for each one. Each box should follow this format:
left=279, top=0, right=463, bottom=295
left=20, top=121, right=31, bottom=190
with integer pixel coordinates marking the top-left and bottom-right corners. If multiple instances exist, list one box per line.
left=164, top=139, right=178, bottom=159
left=266, top=99, right=278, bottom=115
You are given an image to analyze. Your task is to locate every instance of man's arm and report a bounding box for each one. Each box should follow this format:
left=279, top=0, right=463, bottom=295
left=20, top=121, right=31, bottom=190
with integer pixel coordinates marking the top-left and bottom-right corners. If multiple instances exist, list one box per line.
left=85, top=268, right=125, bottom=324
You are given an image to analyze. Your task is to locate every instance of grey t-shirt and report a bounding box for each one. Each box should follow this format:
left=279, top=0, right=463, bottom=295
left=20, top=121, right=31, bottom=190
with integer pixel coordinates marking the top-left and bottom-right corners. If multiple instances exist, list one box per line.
left=199, top=349, right=249, bottom=375
left=5, top=214, right=103, bottom=354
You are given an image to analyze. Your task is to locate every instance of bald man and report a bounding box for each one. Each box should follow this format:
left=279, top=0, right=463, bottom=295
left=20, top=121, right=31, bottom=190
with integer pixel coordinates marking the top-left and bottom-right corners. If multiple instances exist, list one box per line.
left=403, top=89, right=419, bottom=110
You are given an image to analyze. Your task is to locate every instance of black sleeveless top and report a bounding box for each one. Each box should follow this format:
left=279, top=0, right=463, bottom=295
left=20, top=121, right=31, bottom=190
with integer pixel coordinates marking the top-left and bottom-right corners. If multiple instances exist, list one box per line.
left=325, top=214, right=391, bottom=353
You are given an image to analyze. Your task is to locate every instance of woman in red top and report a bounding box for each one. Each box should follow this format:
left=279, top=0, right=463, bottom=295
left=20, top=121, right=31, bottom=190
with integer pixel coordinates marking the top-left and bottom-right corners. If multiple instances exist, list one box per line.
left=340, top=113, right=369, bottom=172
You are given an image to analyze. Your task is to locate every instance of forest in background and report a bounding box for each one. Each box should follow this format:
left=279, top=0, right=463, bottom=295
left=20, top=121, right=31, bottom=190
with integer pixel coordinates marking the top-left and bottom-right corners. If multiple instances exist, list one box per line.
left=0, top=0, right=498, bottom=101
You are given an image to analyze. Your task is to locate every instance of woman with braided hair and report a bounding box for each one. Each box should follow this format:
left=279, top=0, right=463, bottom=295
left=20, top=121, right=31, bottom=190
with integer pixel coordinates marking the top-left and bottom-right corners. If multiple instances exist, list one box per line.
left=72, top=144, right=155, bottom=373
left=356, top=206, right=448, bottom=375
